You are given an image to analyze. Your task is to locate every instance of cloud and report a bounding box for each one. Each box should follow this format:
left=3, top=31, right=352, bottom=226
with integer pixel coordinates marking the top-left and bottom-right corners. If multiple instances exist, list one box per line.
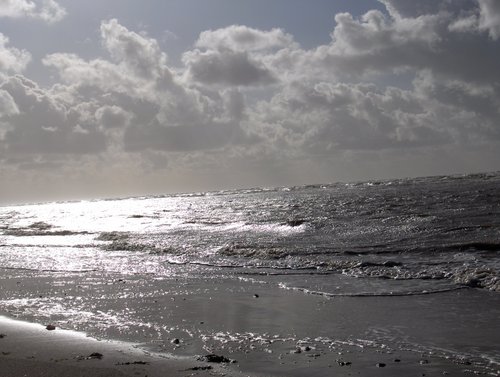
left=251, top=71, right=500, bottom=158
left=378, top=0, right=475, bottom=19
left=195, top=25, right=296, bottom=52
left=95, top=105, right=132, bottom=129
left=232, top=0, right=500, bottom=157
left=250, top=81, right=450, bottom=155
left=182, top=25, right=297, bottom=87
left=478, top=0, right=500, bottom=39
left=0, top=33, right=31, bottom=73
left=100, top=19, right=169, bottom=80
left=39, top=20, right=256, bottom=156
left=308, top=7, right=500, bottom=85
left=42, top=53, right=144, bottom=96
left=0, top=88, right=19, bottom=117
left=0, top=75, right=106, bottom=156
left=183, top=49, right=276, bottom=87
left=0, top=0, right=66, bottom=23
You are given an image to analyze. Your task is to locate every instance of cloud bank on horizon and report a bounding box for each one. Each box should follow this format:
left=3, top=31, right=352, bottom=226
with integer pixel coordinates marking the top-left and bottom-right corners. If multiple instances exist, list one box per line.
left=0, top=0, right=499, bottom=201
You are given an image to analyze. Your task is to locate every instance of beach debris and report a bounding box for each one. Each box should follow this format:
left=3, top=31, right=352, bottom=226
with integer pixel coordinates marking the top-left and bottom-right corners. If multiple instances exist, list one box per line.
left=2, top=351, right=11, bottom=356
left=129, top=214, right=145, bottom=218
left=419, top=359, right=430, bottom=364
left=116, top=361, right=149, bottom=365
left=77, top=352, right=104, bottom=360
left=376, top=362, right=386, bottom=367
left=292, top=345, right=313, bottom=354
left=0, top=333, right=6, bottom=338
left=336, top=360, right=352, bottom=366
left=171, top=338, right=180, bottom=345
left=394, top=358, right=401, bottom=362
left=253, top=294, right=259, bottom=298
left=197, top=354, right=236, bottom=363
left=45, top=324, right=56, bottom=331
left=186, top=366, right=213, bottom=371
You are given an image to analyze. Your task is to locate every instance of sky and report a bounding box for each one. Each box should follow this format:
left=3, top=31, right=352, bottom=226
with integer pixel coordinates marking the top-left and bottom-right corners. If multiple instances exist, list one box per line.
left=0, top=0, right=499, bottom=203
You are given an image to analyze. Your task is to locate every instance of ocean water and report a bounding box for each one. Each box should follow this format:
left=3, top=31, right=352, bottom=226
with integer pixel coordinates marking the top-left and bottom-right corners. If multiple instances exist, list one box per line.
left=1, top=172, right=499, bottom=375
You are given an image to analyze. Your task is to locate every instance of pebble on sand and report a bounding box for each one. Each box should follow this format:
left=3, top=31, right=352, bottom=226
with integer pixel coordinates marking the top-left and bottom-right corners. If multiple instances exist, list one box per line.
left=376, top=363, right=386, bottom=368
left=45, top=324, right=56, bottom=331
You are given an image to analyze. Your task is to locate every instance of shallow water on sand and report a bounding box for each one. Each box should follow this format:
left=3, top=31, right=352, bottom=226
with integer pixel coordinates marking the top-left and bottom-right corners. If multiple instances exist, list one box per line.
left=0, top=172, right=499, bottom=375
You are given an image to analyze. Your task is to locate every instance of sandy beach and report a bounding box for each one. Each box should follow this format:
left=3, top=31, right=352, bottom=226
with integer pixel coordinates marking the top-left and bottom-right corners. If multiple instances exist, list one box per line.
left=0, top=315, right=240, bottom=377
left=1, top=271, right=499, bottom=377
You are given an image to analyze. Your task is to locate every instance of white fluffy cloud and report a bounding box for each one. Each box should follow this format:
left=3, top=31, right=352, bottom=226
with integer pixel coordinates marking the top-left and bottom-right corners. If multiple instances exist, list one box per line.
left=0, top=88, right=19, bottom=117
left=0, top=0, right=65, bottom=23
left=36, top=20, right=257, bottom=157
left=100, top=19, right=169, bottom=80
left=182, top=25, right=295, bottom=87
left=195, top=25, right=296, bottom=52
left=0, top=33, right=31, bottom=73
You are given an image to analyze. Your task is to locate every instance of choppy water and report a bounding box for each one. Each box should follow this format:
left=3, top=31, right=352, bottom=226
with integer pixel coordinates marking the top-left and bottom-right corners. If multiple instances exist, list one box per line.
left=1, top=172, right=499, bottom=375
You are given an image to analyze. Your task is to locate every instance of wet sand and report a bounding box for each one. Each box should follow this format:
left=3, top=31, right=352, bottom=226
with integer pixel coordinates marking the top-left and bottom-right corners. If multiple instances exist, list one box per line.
left=0, top=316, right=235, bottom=377
left=1, top=270, right=499, bottom=377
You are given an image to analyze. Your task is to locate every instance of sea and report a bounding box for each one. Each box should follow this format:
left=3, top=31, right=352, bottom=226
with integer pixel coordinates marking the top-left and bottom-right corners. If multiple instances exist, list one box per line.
left=0, top=172, right=499, bottom=375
